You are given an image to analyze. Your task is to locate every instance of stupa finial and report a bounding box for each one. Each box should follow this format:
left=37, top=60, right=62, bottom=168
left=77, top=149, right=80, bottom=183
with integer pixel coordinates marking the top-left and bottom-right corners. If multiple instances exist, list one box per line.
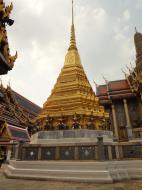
left=72, top=0, right=74, bottom=25
left=68, top=0, right=77, bottom=51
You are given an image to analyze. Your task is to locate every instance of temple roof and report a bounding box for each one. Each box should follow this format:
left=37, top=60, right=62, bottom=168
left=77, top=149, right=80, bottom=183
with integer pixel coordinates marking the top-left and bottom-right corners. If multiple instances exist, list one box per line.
left=7, top=124, right=30, bottom=142
left=97, top=85, right=107, bottom=96
left=97, top=80, right=130, bottom=95
left=108, top=80, right=130, bottom=91
left=0, top=123, right=30, bottom=143
left=97, top=79, right=136, bottom=103
left=0, top=85, right=41, bottom=128
left=13, top=91, right=41, bottom=116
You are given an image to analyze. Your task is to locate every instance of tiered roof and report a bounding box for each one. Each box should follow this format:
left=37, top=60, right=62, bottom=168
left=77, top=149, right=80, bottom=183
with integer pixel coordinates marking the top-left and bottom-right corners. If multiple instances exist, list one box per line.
left=0, top=123, right=30, bottom=144
left=13, top=91, right=41, bottom=117
left=0, top=84, right=41, bottom=128
left=97, top=79, right=135, bottom=104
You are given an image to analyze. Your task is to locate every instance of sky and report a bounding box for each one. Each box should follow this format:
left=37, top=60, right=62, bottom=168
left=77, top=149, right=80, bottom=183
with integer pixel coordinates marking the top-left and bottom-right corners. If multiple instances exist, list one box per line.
left=2, top=0, right=142, bottom=107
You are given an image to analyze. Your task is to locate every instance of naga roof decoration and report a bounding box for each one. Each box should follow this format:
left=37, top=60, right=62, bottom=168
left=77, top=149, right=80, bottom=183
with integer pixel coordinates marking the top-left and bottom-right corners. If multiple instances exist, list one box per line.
left=0, top=0, right=17, bottom=75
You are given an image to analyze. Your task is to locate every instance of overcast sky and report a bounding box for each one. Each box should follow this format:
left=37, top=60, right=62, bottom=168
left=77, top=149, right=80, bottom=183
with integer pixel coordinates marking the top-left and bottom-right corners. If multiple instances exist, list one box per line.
left=2, top=0, right=142, bottom=106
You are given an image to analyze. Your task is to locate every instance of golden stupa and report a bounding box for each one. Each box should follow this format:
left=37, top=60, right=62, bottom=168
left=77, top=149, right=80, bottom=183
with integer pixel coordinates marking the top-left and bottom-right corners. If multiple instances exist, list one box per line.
left=37, top=1, right=109, bottom=130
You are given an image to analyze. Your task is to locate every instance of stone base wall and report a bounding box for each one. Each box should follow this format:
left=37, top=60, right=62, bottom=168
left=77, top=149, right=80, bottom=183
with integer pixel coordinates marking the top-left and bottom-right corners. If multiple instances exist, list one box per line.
left=12, top=141, right=142, bottom=161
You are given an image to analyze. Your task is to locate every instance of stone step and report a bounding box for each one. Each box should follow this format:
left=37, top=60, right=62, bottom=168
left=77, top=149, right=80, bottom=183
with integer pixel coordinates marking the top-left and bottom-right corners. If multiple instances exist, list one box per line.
left=9, top=160, right=110, bottom=170
left=5, top=165, right=113, bottom=183
left=3, top=160, right=142, bottom=183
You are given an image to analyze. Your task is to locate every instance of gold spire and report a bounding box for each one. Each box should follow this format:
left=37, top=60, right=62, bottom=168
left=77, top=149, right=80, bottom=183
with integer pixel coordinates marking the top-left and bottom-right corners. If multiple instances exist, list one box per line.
left=68, top=0, right=77, bottom=51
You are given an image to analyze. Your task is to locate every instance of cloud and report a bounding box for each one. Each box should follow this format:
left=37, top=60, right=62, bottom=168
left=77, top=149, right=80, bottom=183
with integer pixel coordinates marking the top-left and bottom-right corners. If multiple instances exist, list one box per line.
left=123, top=10, right=131, bottom=21
left=92, top=8, right=107, bottom=22
left=136, top=0, right=142, bottom=8
left=28, top=0, right=44, bottom=15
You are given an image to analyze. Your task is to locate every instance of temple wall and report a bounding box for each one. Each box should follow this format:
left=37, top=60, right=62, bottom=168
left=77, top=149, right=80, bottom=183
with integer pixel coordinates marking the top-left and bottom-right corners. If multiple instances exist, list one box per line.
left=102, top=97, right=142, bottom=141
left=128, top=99, right=141, bottom=127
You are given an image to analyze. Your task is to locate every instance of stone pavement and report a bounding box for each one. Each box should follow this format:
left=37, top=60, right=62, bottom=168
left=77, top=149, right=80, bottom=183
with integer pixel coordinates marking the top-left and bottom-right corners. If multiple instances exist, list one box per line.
left=0, top=169, right=142, bottom=190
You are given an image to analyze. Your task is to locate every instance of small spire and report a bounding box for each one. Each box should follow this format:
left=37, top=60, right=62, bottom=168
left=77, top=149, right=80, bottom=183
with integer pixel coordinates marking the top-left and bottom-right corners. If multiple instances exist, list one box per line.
left=126, top=65, right=132, bottom=75
left=130, top=62, right=134, bottom=70
left=102, top=75, right=108, bottom=84
left=68, top=0, right=77, bottom=51
left=121, top=68, right=128, bottom=79
left=93, top=79, right=98, bottom=87
left=121, top=68, right=125, bottom=75
left=135, top=27, right=137, bottom=33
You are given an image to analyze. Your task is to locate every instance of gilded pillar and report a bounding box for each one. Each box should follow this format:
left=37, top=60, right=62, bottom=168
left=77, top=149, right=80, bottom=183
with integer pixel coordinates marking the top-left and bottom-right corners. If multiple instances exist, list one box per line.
left=123, top=99, right=133, bottom=140
left=111, top=104, right=119, bottom=140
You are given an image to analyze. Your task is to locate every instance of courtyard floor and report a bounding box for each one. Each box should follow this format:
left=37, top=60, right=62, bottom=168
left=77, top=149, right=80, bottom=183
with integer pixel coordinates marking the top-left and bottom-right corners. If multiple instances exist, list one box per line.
left=1, top=169, right=142, bottom=190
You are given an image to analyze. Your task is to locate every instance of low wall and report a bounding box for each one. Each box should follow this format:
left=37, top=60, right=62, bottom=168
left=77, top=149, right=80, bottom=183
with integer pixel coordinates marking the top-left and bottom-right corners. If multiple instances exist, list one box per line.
left=12, top=141, right=142, bottom=161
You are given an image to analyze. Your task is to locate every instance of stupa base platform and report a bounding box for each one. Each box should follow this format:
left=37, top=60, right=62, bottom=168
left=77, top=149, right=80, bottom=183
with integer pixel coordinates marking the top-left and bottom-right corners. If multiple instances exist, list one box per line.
left=3, top=160, right=142, bottom=183
left=30, top=129, right=113, bottom=144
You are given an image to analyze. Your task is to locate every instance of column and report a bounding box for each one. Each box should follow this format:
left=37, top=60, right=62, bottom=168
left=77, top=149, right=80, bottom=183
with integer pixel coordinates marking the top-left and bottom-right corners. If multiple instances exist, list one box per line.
left=17, top=141, right=24, bottom=160
left=108, top=146, right=112, bottom=160
left=15, top=144, right=19, bottom=160
left=95, top=146, right=99, bottom=160
left=115, top=145, right=120, bottom=160
left=6, top=140, right=13, bottom=163
left=74, top=147, right=79, bottom=160
left=22, top=147, right=26, bottom=160
left=123, top=99, right=133, bottom=140
left=55, top=147, right=60, bottom=160
left=111, top=104, right=119, bottom=140
left=97, top=136, right=105, bottom=160
left=119, top=145, right=123, bottom=159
